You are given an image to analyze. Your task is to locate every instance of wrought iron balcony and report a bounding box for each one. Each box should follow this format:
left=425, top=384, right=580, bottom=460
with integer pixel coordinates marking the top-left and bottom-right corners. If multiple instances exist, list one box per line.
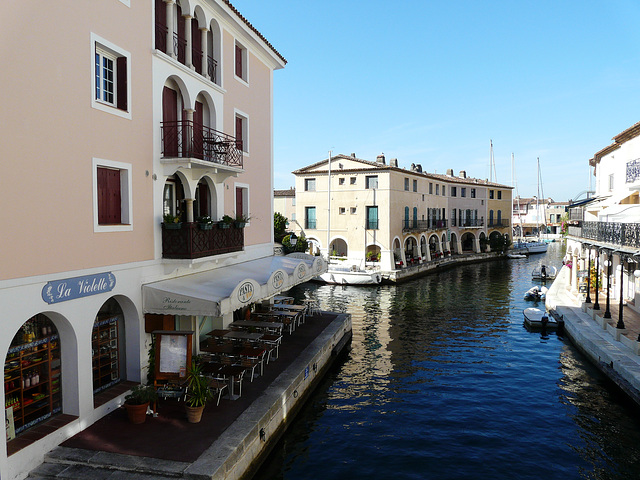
left=403, top=219, right=447, bottom=231
left=161, top=120, right=243, bottom=168
left=568, top=221, right=640, bottom=249
left=488, top=219, right=510, bottom=228
left=162, top=222, right=244, bottom=259
left=460, top=218, right=484, bottom=228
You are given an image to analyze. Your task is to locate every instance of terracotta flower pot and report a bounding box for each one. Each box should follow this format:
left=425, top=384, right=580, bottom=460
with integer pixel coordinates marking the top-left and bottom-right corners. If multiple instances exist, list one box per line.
left=185, top=405, right=205, bottom=423
left=124, top=402, right=149, bottom=424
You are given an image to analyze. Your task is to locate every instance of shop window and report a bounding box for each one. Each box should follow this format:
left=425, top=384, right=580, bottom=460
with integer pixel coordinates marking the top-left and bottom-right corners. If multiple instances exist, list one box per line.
left=5, top=314, right=61, bottom=439
left=92, top=315, right=121, bottom=395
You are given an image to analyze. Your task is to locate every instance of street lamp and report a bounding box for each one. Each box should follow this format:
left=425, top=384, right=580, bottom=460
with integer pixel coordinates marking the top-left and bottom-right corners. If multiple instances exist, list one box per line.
left=617, top=260, right=626, bottom=330
left=604, top=252, right=612, bottom=319
left=585, top=246, right=592, bottom=304
left=593, top=250, right=601, bottom=311
left=289, top=232, right=298, bottom=247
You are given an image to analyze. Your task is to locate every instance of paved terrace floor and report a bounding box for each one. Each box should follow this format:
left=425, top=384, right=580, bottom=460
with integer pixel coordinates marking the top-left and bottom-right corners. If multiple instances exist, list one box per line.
left=59, top=311, right=337, bottom=463
left=581, top=288, right=640, bottom=341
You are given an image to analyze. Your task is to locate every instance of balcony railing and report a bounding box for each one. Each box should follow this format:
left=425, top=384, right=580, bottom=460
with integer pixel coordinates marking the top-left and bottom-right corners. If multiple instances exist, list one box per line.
left=305, top=219, right=317, bottom=229
left=627, top=159, right=640, bottom=183
left=162, top=222, right=244, bottom=259
left=403, top=219, right=447, bottom=231
left=366, top=219, right=379, bottom=229
left=460, top=219, right=484, bottom=227
left=155, top=22, right=167, bottom=53
left=488, top=219, right=510, bottom=228
left=161, top=120, right=243, bottom=168
left=568, top=221, right=640, bottom=248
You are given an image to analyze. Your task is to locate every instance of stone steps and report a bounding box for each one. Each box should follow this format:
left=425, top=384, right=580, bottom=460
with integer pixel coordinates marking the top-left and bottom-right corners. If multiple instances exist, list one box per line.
left=28, top=447, right=189, bottom=479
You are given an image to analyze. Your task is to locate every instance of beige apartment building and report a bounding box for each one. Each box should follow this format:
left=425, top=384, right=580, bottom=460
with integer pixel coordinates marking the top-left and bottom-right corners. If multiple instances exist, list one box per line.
left=292, top=154, right=513, bottom=272
left=0, top=2, right=323, bottom=479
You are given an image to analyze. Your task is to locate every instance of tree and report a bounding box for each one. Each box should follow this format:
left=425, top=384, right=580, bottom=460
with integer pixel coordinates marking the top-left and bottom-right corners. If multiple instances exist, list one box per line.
left=274, top=212, right=288, bottom=243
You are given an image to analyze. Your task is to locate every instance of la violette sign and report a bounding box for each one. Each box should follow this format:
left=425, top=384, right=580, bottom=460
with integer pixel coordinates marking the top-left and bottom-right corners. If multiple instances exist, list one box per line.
left=42, top=272, right=116, bottom=304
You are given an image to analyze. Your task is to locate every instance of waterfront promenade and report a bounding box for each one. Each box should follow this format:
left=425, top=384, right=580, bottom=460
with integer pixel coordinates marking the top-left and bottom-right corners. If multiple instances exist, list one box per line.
left=547, top=266, right=640, bottom=405
left=26, top=311, right=352, bottom=479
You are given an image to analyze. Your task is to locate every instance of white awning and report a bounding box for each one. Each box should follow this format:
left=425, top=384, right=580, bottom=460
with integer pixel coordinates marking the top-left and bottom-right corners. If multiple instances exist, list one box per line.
left=142, top=254, right=326, bottom=317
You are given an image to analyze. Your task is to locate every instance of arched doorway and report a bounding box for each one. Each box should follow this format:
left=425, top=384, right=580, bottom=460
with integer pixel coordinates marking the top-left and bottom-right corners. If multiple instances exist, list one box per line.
left=404, top=237, right=418, bottom=265
left=366, top=244, right=381, bottom=263
left=5, top=314, right=61, bottom=439
left=461, top=232, right=475, bottom=252
left=329, top=238, right=348, bottom=257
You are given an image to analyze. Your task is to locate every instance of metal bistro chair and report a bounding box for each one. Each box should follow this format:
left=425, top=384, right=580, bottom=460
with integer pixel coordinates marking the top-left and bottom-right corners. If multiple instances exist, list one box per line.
left=207, top=377, right=228, bottom=406
left=260, top=334, right=282, bottom=362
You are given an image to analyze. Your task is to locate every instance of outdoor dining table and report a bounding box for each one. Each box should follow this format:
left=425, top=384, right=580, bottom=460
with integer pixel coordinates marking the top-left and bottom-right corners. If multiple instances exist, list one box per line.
left=264, top=310, right=299, bottom=334
left=272, top=304, right=307, bottom=324
left=229, top=319, right=284, bottom=334
left=224, top=331, right=264, bottom=342
left=206, top=329, right=232, bottom=338
left=200, top=343, right=241, bottom=356
left=239, top=346, right=267, bottom=377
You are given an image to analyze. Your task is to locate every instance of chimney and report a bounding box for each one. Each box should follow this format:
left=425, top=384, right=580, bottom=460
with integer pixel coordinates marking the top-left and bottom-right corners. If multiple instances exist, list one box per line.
left=376, top=154, right=386, bottom=165
left=351, top=153, right=356, bottom=158
left=446, top=168, right=454, bottom=176
left=411, top=163, right=416, bottom=171
left=390, top=158, right=398, bottom=167
left=459, top=170, right=467, bottom=178
left=415, top=164, right=423, bottom=173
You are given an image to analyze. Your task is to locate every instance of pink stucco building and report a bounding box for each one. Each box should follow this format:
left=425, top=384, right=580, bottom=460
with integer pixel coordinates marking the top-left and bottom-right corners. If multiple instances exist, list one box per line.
left=0, top=2, right=321, bottom=478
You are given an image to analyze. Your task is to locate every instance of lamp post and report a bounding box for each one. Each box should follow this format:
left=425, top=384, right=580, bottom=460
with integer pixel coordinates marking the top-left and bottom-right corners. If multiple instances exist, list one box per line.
left=593, top=250, right=600, bottom=310
left=289, top=232, right=298, bottom=248
left=604, top=251, right=612, bottom=319
left=617, top=259, right=626, bottom=330
left=585, top=246, right=592, bottom=304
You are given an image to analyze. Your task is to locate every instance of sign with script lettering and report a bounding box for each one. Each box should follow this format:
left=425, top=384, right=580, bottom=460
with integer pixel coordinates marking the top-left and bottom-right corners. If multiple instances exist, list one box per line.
left=42, top=272, right=116, bottom=304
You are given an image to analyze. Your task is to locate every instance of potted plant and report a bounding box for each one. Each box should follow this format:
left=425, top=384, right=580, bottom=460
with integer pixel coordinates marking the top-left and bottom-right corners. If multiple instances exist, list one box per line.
left=197, top=215, right=214, bottom=230
left=234, top=213, right=251, bottom=228
left=163, top=213, right=182, bottom=230
left=185, top=361, right=213, bottom=423
left=218, top=215, right=234, bottom=229
left=124, top=385, right=157, bottom=424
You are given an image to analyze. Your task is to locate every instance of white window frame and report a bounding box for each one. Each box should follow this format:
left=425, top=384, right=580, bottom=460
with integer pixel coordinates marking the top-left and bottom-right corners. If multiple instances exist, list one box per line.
left=234, top=109, right=249, bottom=155
left=91, top=33, right=131, bottom=120
left=234, top=182, right=250, bottom=223
left=234, top=40, right=248, bottom=85
left=92, top=158, right=133, bottom=232
left=305, top=178, right=316, bottom=192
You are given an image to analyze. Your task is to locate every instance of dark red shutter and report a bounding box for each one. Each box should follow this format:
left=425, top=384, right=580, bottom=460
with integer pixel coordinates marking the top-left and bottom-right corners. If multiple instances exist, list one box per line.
left=116, top=57, right=127, bottom=111
left=235, top=116, right=243, bottom=151
left=235, top=44, right=242, bottom=78
left=192, top=18, right=202, bottom=73
left=236, top=187, right=243, bottom=218
left=97, top=167, right=121, bottom=225
left=177, top=5, right=185, bottom=64
left=162, top=87, right=178, bottom=157
left=194, top=101, right=203, bottom=158
left=155, top=0, right=167, bottom=52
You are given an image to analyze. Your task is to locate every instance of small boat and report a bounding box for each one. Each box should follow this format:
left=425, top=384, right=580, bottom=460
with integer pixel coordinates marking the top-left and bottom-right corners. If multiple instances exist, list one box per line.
left=531, top=264, right=557, bottom=280
left=523, top=307, right=559, bottom=330
left=508, top=253, right=527, bottom=259
left=314, top=264, right=382, bottom=285
left=524, top=285, right=548, bottom=300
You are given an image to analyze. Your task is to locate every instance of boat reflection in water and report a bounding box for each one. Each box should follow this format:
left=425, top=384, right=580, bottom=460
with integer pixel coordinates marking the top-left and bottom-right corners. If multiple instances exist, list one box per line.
left=254, top=243, right=640, bottom=480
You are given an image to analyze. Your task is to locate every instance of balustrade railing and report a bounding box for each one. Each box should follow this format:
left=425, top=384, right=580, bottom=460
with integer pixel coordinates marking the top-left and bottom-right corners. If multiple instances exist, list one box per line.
left=162, top=222, right=244, bottom=259
left=161, top=120, right=243, bottom=168
left=403, top=219, right=447, bottom=231
left=155, top=23, right=167, bottom=53
left=569, top=221, right=640, bottom=248
left=627, top=159, right=640, bottom=184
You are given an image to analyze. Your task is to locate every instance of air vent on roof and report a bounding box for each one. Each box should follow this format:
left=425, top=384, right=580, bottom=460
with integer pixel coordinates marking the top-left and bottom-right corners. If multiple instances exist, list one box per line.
left=376, top=154, right=386, bottom=165
left=446, top=168, right=454, bottom=176
left=459, top=170, right=467, bottom=178
left=390, top=158, right=398, bottom=167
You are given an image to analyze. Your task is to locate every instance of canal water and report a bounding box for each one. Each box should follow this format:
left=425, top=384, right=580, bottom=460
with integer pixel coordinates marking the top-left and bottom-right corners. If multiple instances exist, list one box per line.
left=254, top=242, right=640, bottom=480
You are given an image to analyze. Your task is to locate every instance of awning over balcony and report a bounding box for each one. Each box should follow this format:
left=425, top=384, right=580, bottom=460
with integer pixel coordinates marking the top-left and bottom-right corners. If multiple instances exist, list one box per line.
left=142, top=254, right=326, bottom=317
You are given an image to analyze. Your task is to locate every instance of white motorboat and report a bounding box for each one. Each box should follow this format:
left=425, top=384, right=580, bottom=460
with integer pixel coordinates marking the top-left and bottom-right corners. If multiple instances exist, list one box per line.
left=524, top=241, right=548, bottom=254
left=524, top=285, right=548, bottom=300
left=523, top=307, right=559, bottom=330
left=508, top=253, right=527, bottom=259
left=531, top=264, right=557, bottom=280
left=315, top=265, right=382, bottom=285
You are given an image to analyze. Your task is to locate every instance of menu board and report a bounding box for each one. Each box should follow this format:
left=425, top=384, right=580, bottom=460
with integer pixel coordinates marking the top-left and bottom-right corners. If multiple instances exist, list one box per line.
left=153, top=331, right=193, bottom=381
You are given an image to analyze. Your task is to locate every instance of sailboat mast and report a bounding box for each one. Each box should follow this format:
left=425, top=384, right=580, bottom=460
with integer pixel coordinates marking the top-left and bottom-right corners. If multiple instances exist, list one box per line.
left=536, top=157, right=540, bottom=238
left=327, top=150, right=332, bottom=257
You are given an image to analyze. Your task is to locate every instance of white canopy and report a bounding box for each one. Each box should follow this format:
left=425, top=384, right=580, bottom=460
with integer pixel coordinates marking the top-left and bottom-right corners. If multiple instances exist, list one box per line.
left=143, top=254, right=326, bottom=317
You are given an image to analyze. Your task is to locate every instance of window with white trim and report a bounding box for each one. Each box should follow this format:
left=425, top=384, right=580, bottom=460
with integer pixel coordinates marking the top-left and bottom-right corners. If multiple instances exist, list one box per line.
left=235, top=41, right=247, bottom=82
left=93, top=158, right=132, bottom=232
left=92, top=35, right=130, bottom=118
left=235, top=113, right=248, bottom=153
left=305, top=178, right=316, bottom=191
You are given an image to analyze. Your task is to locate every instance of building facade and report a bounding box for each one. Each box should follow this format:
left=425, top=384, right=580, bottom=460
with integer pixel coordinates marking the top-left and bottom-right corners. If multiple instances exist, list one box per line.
left=0, top=2, right=322, bottom=479
left=274, top=188, right=297, bottom=224
left=566, top=121, right=640, bottom=325
left=292, top=154, right=513, bottom=272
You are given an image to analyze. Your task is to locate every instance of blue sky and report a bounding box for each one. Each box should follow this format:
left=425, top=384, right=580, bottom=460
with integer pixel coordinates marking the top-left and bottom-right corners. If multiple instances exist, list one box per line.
left=234, top=0, right=640, bottom=202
